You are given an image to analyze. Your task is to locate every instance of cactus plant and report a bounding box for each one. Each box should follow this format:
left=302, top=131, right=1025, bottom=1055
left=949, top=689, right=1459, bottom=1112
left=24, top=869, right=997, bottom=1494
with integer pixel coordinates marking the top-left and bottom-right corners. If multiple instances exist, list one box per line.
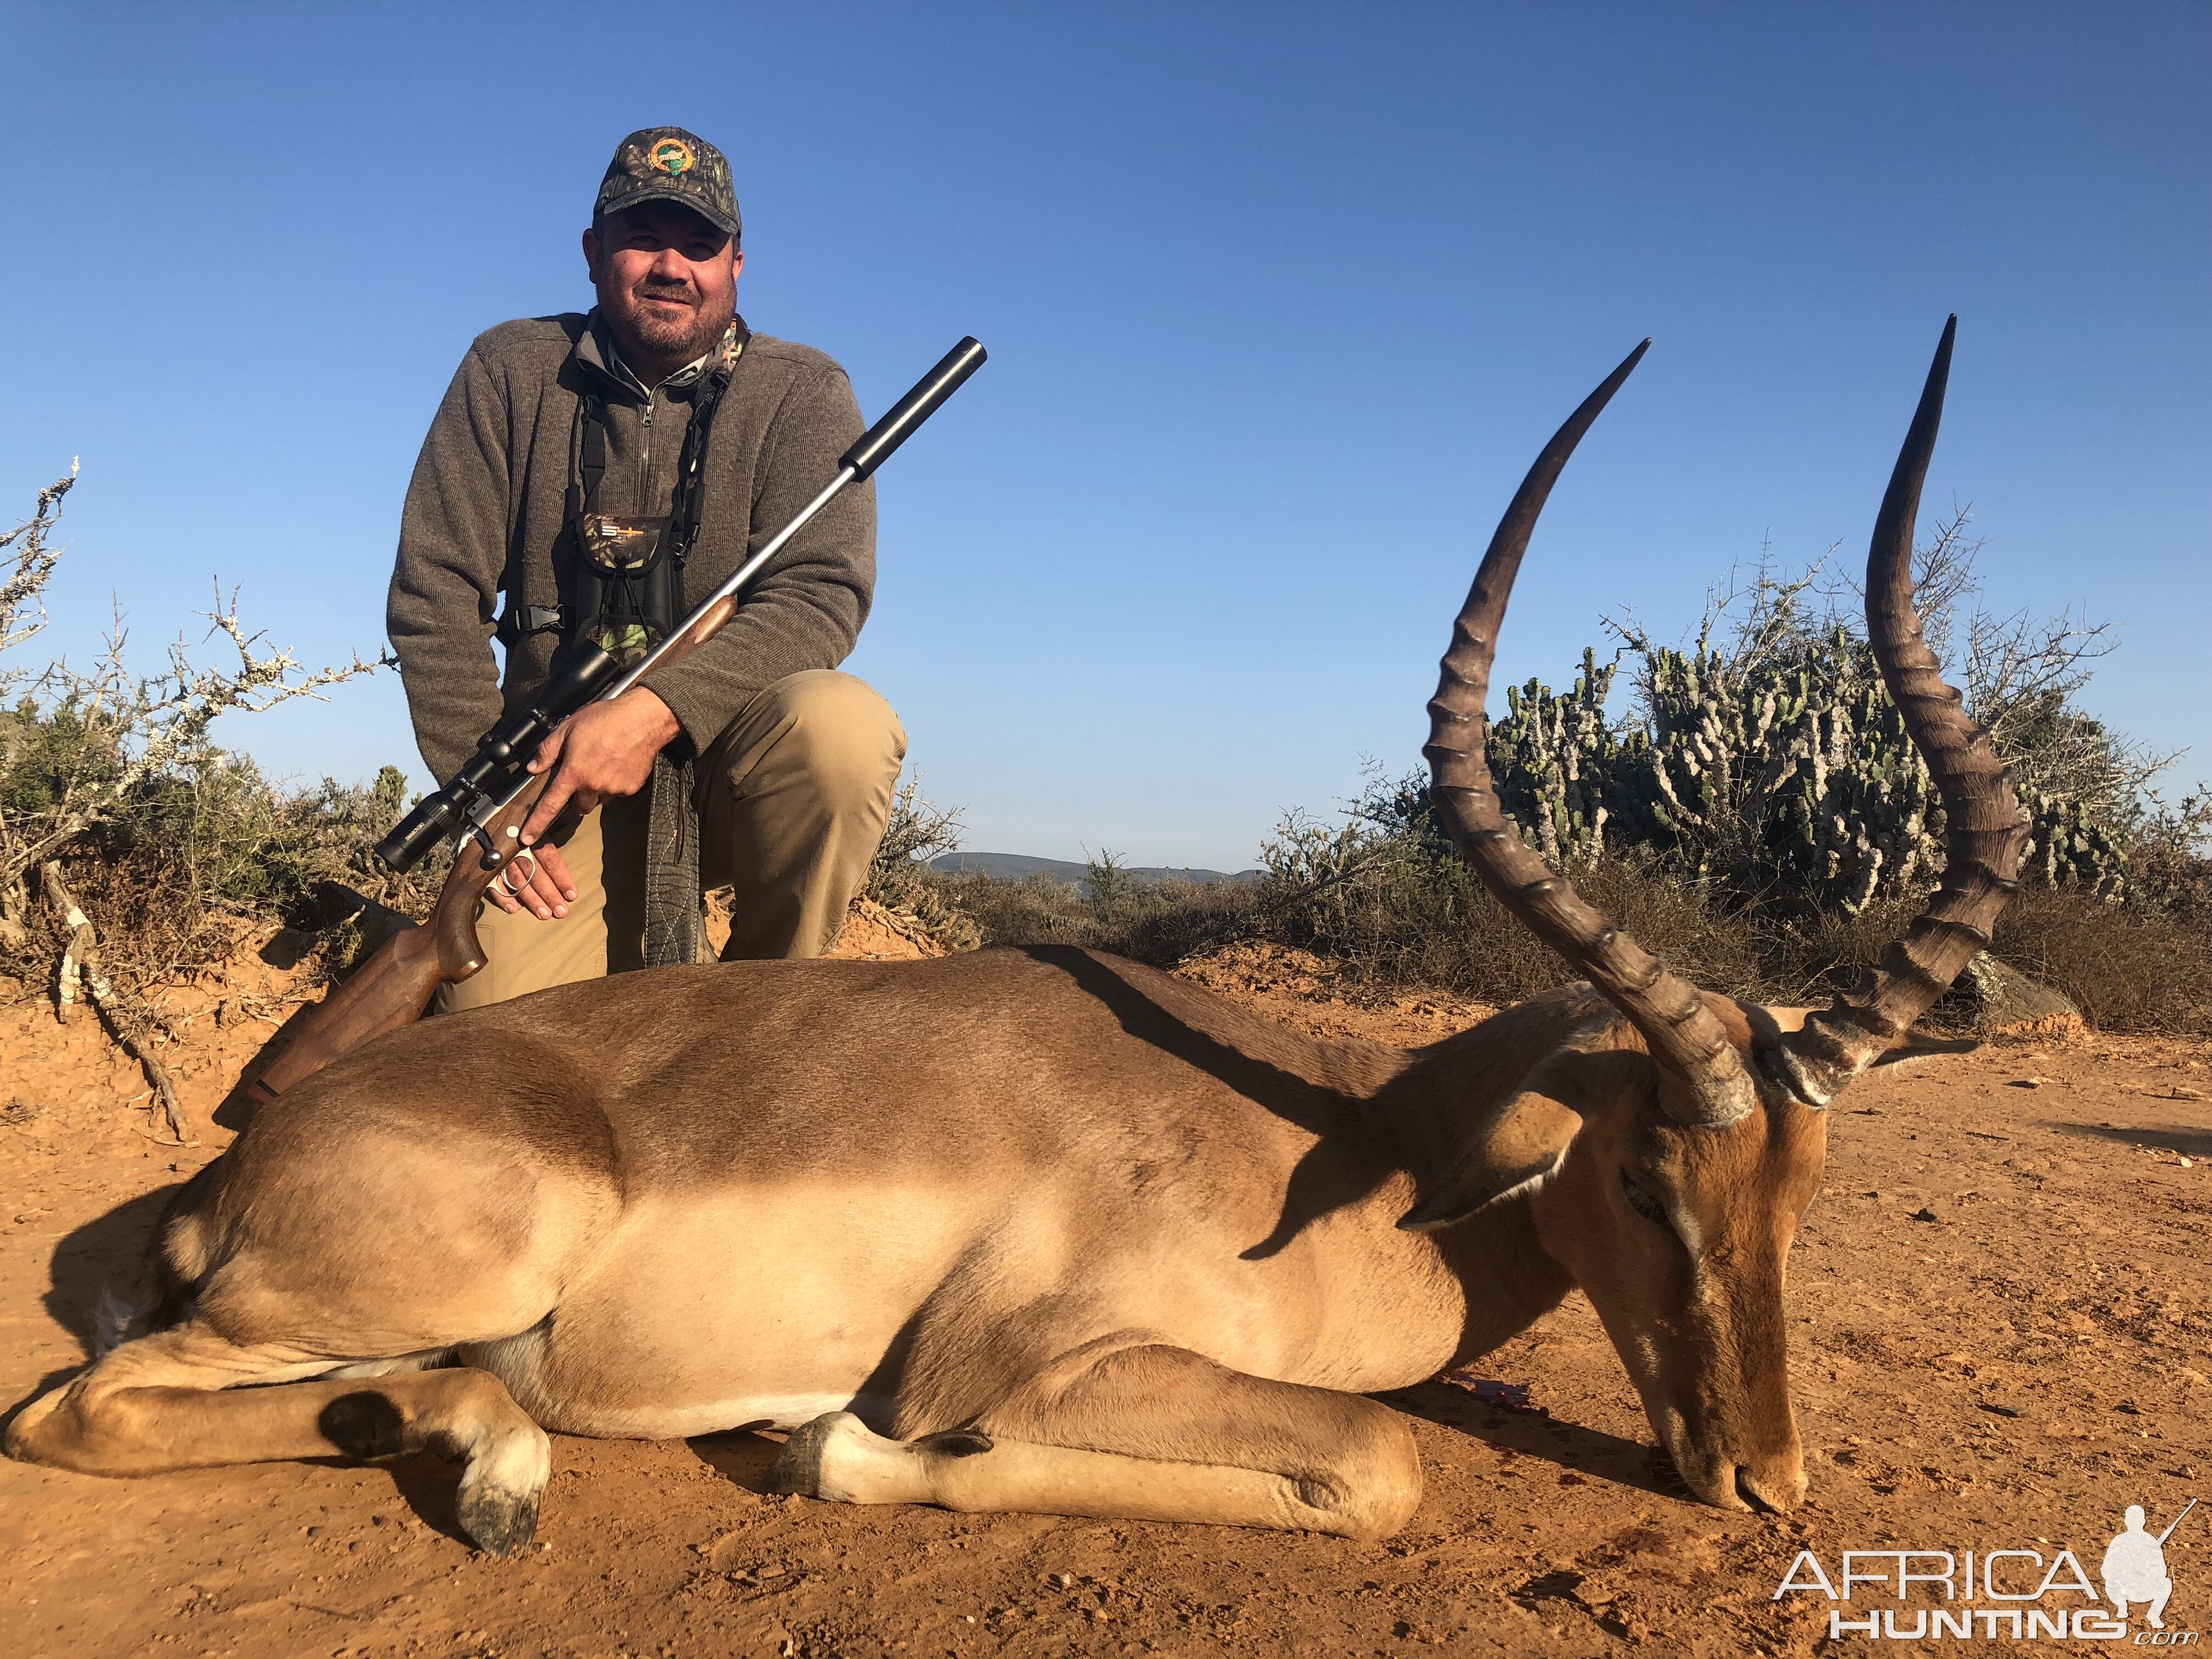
left=1482, top=619, right=2128, bottom=911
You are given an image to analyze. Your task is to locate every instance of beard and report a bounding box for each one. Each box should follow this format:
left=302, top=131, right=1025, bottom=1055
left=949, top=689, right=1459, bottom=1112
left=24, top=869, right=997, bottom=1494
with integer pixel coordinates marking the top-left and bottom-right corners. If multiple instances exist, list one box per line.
left=605, top=273, right=727, bottom=368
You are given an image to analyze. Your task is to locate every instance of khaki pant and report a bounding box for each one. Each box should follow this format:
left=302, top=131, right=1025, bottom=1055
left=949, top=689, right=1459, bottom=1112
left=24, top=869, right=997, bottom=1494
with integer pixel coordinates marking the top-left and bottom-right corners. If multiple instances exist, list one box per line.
left=439, top=670, right=906, bottom=1012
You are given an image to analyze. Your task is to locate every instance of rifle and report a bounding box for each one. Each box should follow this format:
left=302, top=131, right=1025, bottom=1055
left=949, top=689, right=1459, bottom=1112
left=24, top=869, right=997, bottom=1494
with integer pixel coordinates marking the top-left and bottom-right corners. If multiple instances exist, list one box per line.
left=248, top=336, right=987, bottom=1105
left=2158, top=1498, right=2197, bottom=1547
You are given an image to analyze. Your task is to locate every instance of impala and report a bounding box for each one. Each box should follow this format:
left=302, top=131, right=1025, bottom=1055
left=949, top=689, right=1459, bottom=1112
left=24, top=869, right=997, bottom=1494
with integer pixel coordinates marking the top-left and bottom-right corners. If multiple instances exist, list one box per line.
left=7, top=320, right=2020, bottom=1553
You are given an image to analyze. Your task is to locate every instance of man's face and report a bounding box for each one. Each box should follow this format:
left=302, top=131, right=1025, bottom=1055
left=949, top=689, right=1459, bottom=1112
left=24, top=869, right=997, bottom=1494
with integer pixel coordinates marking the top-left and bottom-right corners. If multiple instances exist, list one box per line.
left=583, top=201, right=742, bottom=370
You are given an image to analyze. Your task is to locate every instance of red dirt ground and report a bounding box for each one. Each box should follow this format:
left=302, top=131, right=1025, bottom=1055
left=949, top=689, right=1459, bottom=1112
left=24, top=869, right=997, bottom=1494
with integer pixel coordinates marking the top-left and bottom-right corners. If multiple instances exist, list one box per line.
left=3, top=933, right=2207, bottom=1657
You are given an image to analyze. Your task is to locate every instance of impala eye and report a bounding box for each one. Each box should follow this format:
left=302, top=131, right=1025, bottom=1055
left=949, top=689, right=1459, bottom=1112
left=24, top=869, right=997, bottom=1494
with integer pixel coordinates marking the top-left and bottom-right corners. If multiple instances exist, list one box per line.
left=1621, top=1171, right=1673, bottom=1231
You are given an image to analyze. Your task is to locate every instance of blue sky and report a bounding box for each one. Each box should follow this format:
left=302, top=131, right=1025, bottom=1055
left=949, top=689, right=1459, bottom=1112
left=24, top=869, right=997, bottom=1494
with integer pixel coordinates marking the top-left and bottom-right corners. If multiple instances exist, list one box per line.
left=3, top=3, right=2204, bottom=870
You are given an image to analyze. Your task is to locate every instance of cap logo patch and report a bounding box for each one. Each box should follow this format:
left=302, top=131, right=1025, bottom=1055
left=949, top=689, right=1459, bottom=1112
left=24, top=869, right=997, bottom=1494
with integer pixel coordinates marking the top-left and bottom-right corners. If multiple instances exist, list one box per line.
left=648, top=138, right=695, bottom=178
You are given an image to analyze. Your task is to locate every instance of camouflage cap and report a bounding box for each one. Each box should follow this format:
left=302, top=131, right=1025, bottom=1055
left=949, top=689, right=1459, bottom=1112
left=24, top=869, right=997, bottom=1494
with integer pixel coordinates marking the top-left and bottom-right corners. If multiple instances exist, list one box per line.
left=594, top=127, right=741, bottom=241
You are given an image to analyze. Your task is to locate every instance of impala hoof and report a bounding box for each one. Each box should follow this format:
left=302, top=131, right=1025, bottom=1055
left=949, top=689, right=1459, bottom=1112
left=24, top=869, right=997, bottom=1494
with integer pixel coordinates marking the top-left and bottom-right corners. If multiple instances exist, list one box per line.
left=454, top=1418, right=551, bottom=1556
left=457, top=1481, right=540, bottom=1557
left=766, top=1410, right=862, bottom=1498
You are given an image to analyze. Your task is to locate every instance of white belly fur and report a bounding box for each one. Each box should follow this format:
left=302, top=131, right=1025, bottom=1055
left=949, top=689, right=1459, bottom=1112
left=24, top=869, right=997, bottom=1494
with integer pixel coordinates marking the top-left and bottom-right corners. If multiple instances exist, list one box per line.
left=565, top=1392, right=894, bottom=1439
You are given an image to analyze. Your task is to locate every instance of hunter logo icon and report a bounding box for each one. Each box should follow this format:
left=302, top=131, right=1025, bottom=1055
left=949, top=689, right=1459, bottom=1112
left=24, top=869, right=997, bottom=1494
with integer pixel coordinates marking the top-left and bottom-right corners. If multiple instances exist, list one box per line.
left=649, top=137, right=695, bottom=178
left=2105, top=1500, right=2193, bottom=1629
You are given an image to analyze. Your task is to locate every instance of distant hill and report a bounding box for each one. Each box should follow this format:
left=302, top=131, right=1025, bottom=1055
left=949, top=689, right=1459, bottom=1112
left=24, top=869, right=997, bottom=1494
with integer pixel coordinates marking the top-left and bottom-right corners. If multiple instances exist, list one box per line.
left=928, top=851, right=1262, bottom=888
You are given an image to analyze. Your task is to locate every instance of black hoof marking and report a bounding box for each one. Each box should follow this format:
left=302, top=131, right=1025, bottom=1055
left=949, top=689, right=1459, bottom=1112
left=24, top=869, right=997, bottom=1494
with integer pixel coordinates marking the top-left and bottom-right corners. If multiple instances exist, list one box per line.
left=317, top=1392, right=406, bottom=1459
left=458, top=1484, right=540, bottom=1557
left=916, top=1429, right=994, bottom=1458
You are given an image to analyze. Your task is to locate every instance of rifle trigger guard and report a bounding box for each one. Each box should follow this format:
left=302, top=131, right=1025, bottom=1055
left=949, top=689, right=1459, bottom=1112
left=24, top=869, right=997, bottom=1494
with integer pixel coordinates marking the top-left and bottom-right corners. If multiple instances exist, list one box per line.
left=498, top=849, right=539, bottom=897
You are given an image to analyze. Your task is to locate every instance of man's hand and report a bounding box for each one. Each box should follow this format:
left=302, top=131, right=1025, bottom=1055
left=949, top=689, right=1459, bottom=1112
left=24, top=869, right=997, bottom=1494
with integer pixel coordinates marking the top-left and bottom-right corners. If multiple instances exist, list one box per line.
left=489, top=687, right=682, bottom=921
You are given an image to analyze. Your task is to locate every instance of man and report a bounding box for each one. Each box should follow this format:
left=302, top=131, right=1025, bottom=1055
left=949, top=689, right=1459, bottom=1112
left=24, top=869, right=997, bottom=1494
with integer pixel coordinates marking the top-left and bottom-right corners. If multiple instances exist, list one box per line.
left=389, top=127, right=905, bottom=1008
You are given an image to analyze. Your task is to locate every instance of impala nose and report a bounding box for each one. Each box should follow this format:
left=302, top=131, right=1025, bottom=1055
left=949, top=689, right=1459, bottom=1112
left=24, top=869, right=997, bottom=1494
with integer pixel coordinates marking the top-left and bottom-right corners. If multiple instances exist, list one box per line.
left=1736, top=1457, right=1807, bottom=1513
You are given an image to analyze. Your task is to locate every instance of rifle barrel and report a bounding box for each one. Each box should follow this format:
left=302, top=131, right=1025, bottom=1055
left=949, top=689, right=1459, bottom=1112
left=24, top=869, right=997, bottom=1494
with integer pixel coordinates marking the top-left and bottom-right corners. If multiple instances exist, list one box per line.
left=604, top=336, right=986, bottom=703
left=602, top=464, right=857, bottom=704
left=2157, top=1497, right=2197, bottom=1546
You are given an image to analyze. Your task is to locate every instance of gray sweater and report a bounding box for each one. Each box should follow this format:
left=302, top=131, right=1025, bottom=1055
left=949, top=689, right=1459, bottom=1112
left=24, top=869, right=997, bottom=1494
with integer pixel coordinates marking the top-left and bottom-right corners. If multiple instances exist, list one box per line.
left=388, top=312, right=874, bottom=781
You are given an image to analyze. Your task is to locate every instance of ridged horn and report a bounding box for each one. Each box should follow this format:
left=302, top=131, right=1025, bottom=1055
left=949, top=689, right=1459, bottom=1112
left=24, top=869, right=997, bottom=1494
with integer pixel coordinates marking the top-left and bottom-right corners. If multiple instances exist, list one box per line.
left=1424, top=341, right=1758, bottom=1128
left=1765, top=317, right=2028, bottom=1108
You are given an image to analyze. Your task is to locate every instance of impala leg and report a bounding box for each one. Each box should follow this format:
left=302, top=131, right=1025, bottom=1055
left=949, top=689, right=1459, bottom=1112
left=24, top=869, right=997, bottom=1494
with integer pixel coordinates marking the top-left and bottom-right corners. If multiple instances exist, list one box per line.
left=5, top=1321, right=550, bottom=1556
left=769, top=1336, right=1423, bottom=1539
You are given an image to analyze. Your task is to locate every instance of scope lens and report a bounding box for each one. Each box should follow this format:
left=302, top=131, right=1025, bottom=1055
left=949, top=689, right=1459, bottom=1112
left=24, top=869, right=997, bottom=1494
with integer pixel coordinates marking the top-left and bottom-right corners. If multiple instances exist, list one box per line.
left=376, top=794, right=459, bottom=872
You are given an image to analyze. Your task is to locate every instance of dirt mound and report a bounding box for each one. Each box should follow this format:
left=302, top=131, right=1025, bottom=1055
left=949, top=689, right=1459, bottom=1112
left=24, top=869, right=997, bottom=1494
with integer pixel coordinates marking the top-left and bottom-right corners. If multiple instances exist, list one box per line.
left=1176, top=939, right=1497, bottom=1045
left=3, top=943, right=2209, bottom=1657
left=1, top=924, right=309, bottom=1151
left=701, top=893, right=944, bottom=963
left=825, top=896, right=947, bottom=962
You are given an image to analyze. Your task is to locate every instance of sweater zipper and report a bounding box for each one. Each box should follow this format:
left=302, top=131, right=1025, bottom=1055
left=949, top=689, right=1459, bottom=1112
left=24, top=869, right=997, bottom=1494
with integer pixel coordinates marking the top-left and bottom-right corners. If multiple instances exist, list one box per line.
left=639, top=391, right=656, bottom=512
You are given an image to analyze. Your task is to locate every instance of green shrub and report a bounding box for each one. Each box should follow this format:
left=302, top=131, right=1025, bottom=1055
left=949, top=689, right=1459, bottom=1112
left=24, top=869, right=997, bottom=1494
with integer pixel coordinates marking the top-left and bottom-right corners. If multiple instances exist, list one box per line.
left=1486, top=533, right=2141, bottom=912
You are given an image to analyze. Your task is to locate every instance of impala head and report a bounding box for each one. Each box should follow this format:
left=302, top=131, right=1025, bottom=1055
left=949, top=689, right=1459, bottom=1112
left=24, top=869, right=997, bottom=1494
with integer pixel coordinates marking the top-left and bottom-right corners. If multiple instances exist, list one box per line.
left=1402, top=319, right=2026, bottom=1510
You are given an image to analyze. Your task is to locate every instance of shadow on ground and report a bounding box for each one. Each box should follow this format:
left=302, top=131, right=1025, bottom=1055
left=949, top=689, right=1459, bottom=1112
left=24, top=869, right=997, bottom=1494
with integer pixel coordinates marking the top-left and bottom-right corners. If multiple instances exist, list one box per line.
left=1383, top=1379, right=1688, bottom=1502
left=690, top=1428, right=787, bottom=1494
left=40, top=1183, right=182, bottom=1352
left=2056, top=1120, right=2212, bottom=1158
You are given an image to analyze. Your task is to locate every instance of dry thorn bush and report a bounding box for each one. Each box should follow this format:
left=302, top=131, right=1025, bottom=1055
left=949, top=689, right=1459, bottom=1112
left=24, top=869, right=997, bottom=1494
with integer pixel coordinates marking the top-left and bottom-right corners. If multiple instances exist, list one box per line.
left=1, top=469, right=397, bottom=1137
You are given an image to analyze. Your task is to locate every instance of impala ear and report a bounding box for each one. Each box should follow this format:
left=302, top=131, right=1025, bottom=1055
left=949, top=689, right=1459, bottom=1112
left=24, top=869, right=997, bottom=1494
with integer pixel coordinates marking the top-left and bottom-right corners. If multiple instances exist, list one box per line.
left=1397, top=1089, right=1583, bottom=1232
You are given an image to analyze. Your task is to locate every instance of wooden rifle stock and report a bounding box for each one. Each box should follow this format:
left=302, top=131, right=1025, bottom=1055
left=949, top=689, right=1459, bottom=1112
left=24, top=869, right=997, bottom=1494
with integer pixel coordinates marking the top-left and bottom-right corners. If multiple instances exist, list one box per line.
left=247, top=776, right=549, bottom=1104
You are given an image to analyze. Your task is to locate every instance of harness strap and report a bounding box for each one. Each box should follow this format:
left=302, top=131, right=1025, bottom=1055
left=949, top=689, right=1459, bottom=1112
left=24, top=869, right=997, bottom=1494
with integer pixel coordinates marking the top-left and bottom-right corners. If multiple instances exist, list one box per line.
left=578, top=393, right=608, bottom=512
left=665, top=372, right=727, bottom=573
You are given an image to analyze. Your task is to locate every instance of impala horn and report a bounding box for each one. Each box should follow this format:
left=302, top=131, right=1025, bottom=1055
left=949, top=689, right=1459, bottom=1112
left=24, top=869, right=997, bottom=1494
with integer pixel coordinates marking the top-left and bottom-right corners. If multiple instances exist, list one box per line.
left=1423, top=341, right=1759, bottom=1128
left=1764, top=317, right=2028, bottom=1108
